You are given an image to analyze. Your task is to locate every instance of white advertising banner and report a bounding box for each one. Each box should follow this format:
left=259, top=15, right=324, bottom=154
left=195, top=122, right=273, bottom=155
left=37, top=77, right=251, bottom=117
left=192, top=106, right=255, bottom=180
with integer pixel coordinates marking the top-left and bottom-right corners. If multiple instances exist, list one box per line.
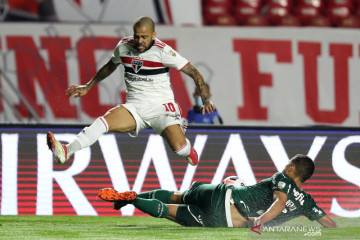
left=1, top=126, right=360, bottom=217
left=0, top=23, right=359, bottom=126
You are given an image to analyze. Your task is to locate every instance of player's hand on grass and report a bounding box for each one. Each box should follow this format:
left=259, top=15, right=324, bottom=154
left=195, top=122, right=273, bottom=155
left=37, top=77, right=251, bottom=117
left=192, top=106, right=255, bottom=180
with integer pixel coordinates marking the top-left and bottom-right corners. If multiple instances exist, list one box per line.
left=201, top=100, right=215, bottom=115
left=248, top=217, right=263, bottom=227
left=66, top=84, right=89, bottom=98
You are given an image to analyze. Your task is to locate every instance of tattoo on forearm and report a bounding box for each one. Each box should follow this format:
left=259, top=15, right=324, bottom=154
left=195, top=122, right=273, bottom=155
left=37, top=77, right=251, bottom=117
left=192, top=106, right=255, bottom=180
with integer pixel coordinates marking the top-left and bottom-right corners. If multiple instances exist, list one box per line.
left=86, top=60, right=118, bottom=90
left=182, top=64, right=210, bottom=103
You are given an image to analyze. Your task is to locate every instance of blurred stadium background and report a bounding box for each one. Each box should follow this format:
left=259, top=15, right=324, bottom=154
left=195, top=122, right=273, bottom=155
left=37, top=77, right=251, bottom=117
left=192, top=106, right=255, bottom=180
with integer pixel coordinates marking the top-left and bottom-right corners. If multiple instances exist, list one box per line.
left=0, top=0, right=359, bottom=223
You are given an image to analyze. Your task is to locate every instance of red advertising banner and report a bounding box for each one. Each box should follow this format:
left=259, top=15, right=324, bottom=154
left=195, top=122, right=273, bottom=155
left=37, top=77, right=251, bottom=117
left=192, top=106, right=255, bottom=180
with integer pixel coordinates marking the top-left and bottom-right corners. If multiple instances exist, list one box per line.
left=1, top=125, right=359, bottom=217
left=1, top=24, right=360, bottom=126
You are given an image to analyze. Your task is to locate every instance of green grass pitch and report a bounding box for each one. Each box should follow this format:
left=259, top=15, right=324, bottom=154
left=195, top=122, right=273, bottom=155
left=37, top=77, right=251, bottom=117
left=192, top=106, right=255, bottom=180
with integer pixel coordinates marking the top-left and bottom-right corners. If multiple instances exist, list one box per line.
left=0, top=215, right=359, bottom=240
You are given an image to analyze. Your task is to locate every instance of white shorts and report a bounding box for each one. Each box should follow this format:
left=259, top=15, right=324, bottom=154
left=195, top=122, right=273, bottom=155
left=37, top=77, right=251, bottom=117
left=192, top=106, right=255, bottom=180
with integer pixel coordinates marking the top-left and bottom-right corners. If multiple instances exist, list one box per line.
left=122, top=101, right=185, bottom=137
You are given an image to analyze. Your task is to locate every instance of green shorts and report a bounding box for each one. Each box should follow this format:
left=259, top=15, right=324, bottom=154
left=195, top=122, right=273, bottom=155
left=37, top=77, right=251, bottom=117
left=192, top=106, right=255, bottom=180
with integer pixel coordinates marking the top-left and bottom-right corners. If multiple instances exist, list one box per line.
left=175, top=182, right=229, bottom=227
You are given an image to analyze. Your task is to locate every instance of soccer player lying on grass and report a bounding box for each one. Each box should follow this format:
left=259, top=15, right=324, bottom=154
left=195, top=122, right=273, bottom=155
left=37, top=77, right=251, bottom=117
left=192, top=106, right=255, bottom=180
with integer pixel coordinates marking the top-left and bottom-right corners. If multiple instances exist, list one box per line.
left=98, top=154, right=337, bottom=228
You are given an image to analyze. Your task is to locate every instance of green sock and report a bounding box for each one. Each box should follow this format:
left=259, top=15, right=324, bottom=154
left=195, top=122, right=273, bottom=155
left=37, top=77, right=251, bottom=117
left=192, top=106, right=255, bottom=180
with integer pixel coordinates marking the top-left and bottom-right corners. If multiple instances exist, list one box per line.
left=134, top=198, right=169, bottom=218
left=137, top=189, right=173, bottom=204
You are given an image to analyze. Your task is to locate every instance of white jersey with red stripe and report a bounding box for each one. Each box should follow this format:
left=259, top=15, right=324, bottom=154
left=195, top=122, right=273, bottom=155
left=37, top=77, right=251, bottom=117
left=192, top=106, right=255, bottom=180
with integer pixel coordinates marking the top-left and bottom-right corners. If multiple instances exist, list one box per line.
left=111, top=37, right=189, bottom=104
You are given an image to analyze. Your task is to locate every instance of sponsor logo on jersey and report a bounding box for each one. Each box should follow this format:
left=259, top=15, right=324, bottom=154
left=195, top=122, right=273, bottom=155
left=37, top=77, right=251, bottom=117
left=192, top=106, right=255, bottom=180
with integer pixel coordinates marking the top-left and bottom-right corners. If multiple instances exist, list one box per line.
left=125, top=73, right=153, bottom=82
left=285, top=200, right=297, bottom=212
left=293, top=188, right=305, bottom=205
left=131, top=59, right=144, bottom=73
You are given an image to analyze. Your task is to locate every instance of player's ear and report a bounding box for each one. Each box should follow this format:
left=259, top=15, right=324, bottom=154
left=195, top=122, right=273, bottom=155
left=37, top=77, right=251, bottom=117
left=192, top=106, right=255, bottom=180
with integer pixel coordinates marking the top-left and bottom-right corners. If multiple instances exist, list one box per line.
left=152, top=31, right=157, bottom=40
left=290, top=163, right=296, bottom=172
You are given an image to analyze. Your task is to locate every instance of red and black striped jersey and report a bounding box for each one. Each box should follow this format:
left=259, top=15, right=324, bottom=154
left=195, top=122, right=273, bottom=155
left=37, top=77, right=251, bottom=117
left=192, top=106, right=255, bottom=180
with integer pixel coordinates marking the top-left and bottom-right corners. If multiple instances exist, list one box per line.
left=112, top=37, right=189, bottom=104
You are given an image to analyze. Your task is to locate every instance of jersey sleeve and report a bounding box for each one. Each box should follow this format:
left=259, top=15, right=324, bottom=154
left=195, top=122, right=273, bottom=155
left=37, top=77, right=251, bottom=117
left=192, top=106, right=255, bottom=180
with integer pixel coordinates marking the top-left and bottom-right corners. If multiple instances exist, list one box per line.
left=161, top=45, right=189, bottom=70
left=303, top=198, right=327, bottom=221
left=111, top=40, right=123, bottom=64
left=272, top=173, right=293, bottom=195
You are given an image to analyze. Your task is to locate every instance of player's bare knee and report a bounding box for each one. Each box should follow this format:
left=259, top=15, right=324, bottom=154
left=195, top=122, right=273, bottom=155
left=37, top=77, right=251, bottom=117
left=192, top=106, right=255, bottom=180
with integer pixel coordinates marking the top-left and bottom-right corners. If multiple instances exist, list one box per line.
left=166, top=205, right=179, bottom=220
left=171, top=191, right=184, bottom=204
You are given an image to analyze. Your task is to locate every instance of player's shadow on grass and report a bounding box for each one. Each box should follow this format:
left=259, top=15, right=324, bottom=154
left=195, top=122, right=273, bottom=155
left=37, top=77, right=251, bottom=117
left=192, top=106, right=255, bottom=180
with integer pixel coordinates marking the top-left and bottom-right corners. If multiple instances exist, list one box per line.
left=115, top=224, right=203, bottom=229
left=115, top=225, right=177, bottom=228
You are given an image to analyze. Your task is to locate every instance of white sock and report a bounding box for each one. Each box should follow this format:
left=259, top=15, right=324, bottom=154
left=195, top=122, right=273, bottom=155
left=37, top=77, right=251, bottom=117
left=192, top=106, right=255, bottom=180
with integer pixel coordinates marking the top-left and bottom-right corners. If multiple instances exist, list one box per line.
left=66, top=117, right=109, bottom=157
left=175, top=138, right=191, bottom=157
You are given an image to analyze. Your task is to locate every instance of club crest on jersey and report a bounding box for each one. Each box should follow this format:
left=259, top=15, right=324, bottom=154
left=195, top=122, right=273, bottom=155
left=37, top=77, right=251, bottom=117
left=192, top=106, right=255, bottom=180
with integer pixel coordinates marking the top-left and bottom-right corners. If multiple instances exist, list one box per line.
left=131, top=59, right=143, bottom=73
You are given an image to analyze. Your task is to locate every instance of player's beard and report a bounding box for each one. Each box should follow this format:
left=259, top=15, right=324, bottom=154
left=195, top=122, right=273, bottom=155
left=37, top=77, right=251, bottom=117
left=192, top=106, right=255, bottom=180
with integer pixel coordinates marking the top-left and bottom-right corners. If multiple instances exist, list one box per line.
left=136, top=44, right=145, bottom=52
left=136, top=40, right=154, bottom=53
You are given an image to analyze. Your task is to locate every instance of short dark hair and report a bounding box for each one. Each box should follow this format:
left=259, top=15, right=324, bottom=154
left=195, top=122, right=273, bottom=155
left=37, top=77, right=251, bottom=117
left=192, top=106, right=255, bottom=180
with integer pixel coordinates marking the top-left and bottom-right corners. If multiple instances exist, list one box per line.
left=133, top=16, right=155, bottom=33
left=290, top=154, right=315, bottom=182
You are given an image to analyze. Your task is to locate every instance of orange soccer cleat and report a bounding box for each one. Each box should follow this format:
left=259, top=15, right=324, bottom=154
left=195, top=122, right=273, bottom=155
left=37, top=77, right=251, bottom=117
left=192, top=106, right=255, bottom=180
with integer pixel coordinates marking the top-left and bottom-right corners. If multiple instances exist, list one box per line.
left=97, top=188, right=138, bottom=207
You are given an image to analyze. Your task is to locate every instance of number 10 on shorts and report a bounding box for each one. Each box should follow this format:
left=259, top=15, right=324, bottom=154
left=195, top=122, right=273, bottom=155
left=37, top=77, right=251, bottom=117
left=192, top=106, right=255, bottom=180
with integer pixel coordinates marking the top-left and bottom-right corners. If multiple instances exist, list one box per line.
left=163, top=103, right=176, bottom=112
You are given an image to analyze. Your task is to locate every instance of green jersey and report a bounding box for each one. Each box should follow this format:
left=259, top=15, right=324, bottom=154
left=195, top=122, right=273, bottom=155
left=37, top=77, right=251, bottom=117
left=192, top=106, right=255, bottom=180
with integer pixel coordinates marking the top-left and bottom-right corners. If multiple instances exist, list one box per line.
left=231, top=172, right=326, bottom=226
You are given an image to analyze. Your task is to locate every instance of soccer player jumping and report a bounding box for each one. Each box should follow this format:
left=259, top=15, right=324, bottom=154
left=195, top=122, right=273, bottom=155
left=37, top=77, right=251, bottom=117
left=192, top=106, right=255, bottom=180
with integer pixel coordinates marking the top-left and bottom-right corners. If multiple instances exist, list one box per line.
left=46, top=16, right=215, bottom=166
left=98, top=154, right=337, bottom=228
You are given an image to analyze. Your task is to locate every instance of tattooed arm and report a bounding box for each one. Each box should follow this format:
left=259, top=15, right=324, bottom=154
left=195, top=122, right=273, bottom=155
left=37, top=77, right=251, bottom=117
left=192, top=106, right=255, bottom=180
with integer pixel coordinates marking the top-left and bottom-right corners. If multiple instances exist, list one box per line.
left=181, top=63, right=215, bottom=115
left=66, top=59, right=120, bottom=98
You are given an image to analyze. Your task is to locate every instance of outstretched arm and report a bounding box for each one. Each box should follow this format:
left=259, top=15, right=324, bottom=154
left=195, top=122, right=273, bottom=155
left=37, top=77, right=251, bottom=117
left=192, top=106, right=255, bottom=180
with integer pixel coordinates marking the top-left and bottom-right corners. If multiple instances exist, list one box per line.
left=250, top=190, right=287, bottom=226
left=317, top=215, right=337, bottom=228
left=66, top=59, right=119, bottom=98
left=181, top=63, right=215, bottom=115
